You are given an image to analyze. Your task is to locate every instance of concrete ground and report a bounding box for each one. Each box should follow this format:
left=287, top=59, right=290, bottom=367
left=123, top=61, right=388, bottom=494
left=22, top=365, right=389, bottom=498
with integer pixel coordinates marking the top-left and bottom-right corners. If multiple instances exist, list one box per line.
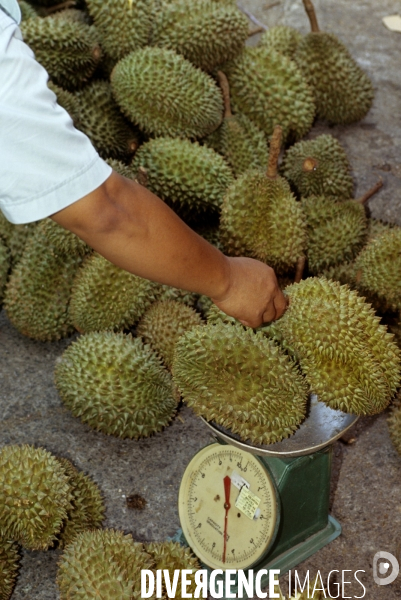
left=1, top=0, right=401, bottom=597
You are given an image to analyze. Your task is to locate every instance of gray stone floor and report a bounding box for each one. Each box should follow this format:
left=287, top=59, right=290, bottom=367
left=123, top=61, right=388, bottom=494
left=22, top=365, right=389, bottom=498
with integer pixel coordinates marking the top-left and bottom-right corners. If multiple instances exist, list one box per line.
left=1, top=0, right=401, bottom=598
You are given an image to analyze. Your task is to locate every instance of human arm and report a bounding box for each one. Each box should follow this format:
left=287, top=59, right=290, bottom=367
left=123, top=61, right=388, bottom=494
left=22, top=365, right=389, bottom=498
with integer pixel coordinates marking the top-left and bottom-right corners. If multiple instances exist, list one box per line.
left=51, top=170, right=287, bottom=328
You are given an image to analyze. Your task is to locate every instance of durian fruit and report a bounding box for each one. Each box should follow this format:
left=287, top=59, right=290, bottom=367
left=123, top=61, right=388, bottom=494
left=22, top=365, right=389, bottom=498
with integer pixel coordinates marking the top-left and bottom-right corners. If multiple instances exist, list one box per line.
left=37, top=218, right=90, bottom=257
left=55, top=331, right=178, bottom=438
left=105, top=158, right=134, bottom=179
left=220, top=125, right=307, bottom=275
left=157, top=284, right=198, bottom=308
left=388, top=392, right=401, bottom=456
left=4, top=230, right=82, bottom=341
left=48, top=81, right=81, bottom=126
left=56, top=457, right=105, bottom=548
left=258, top=25, right=303, bottom=59
left=354, top=227, right=401, bottom=313
left=51, top=8, right=91, bottom=25
left=206, top=303, right=239, bottom=326
left=204, top=71, right=268, bottom=177
left=74, top=81, right=139, bottom=161
left=320, top=261, right=357, bottom=288
left=293, top=0, right=373, bottom=124
left=131, top=137, right=233, bottom=221
left=303, top=196, right=367, bottom=274
left=367, top=217, right=398, bottom=242
left=150, top=0, right=248, bottom=72
left=69, top=253, right=159, bottom=333
left=146, top=542, right=200, bottom=600
left=0, top=445, right=72, bottom=550
left=137, top=300, right=203, bottom=369
left=0, top=537, right=19, bottom=600
left=266, top=277, right=401, bottom=415
left=57, top=529, right=155, bottom=600
left=111, top=47, right=223, bottom=139
left=86, top=0, right=153, bottom=61
left=223, top=45, right=315, bottom=142
left=0, top=212, right=38, bottom=266
left=281, top=134, right=353, bottom=199
left=19, top=0, right=39, bottom=20
left=172, top=321, right=308, bottom=445
left=20, top=16, right=102, bottom=90
left=0, top=240, right=10, bottom=304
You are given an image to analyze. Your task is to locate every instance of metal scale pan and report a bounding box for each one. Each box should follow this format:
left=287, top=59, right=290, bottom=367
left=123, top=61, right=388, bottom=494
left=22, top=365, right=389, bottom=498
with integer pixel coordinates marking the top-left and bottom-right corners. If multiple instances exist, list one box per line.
left=201, top=393, right=359, bottom=457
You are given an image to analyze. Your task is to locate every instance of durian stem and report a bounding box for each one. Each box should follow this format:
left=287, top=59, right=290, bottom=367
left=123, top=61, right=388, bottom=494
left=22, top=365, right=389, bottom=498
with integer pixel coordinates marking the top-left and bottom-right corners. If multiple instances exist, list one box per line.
left=135, top=167, right=148, bottom=188
left=355, top=178, right=383, bottom=205
left=248, top=26, right=265, bottom=37
left=294, top=256, right=306, bottom=283
left=44, top=0, right=76, bottom=13
left=302, top=0, right=320, bottom=33
left=266, top=126, right=283, bottom=179
left=217, top=71, right=232, bottom=119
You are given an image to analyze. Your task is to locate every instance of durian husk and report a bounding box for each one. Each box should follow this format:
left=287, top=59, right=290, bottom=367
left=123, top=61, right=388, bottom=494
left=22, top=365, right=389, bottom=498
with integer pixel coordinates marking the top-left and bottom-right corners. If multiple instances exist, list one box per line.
left=0, top=212, right=38, bottom=267
left=0, top=537, right=19, bottom=600
left=258, top=25, right=303, bottom=59
left=57, top=529, right=155, bottom=600
left=145, top=541, right=200, bottom=600
left=111, top=47, right=223, bottom=139
left=150, top=0, right=248, bottom=72
left=0, top=445, right=72, bottom=550
left=4, top=230, right=82, bottom=341
left=281, top=134, right=354, bottom=199
left=56, top=457, right=105, bottom=549
left=172, top=321, right=309, bottom=445
left=69, top=252, right=159, bottom=333
left=266, top=277, right=401, bottom=415
left=55, top=331, right=179, bottom=439
left=137, top=300, right=203, bottom=369
left=47, top=81, right=82, bottom=126
left=37, top=218, right=90, bottom=257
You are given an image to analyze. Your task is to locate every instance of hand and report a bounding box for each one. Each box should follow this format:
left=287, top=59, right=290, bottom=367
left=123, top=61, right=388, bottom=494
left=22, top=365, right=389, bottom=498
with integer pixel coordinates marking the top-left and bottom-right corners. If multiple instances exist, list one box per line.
left=211, top=256, right=287, bottom=328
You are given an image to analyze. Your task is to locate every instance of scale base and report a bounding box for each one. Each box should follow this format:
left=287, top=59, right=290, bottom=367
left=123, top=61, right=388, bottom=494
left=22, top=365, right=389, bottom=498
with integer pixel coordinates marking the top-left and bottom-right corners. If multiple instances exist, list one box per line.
left=171, top=515, right=341, bottom=599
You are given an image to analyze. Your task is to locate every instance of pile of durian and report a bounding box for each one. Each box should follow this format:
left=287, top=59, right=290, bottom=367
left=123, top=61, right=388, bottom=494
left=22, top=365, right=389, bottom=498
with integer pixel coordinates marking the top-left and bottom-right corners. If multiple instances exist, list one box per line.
left=1, top=0, right=400, bottom=453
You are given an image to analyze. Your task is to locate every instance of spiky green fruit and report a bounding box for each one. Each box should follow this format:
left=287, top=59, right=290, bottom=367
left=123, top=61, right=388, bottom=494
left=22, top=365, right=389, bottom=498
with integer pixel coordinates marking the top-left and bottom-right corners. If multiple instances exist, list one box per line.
left=37, top=219, right=90, bottom=257
left=0, top=213, right=38, bottom=266
left=86, top=0, right=153, bottom=61
left=258, top=25, right=303, bottom=58
left=267, top=277, right=401, bottom=415
left=74, top=81, right=139, bottom=160
left=224, top=46, right=315, bottom=142
left=281, top=135, right=354, bottom=199
left=57, top=529, right=154, bottom=600
left=0, top=240, right=9, bottom=305
left=51, top=8, right=91, bottom=24
left=55, top=332, right=178, bottom=438
left=294, top=33, right=373, bottom=124
left=105, top=158, right=134, bottom=178
left=20, top=17, right=101, bottom=90
left=19, top=1, right=38, bottom=20
left=151, top=0, right=248, bottom=72
left=137, top=300, right=203, bottom=369
left=56, top=458, right=105, bottom=548
left=157, top=284, right=198, bottom=307
left=131, top=137, right=233, bottom=220
left=220, top=170, right=307, bottom=274
left=69, top=253, right=158, bottom=333
left=111, top=47, right=223, bottom=139
left=4, top=231, right=81, bottom=341
left=320, top=261, right=357, bottom=288
left=146, top=542, right=200, bottom=600
left=354, top=228, right=401, bottom=313
left=367, top=218, right=398, bottom=242
left=0, top=537, right=19, bottom=600
left=303, top=196, right=367, bottom=273
left=206, top=304, right=239, bottom=326
left=0, top=445, right=72, bottom=550
left=48, top=81, right=81, bottom=125
left=173, top=322, right=308, bottom=445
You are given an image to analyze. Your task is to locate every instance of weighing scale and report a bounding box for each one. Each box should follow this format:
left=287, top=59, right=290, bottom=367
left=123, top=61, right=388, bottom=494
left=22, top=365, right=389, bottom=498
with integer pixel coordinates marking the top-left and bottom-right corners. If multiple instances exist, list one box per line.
left=175, top=394, right=358, bottom=598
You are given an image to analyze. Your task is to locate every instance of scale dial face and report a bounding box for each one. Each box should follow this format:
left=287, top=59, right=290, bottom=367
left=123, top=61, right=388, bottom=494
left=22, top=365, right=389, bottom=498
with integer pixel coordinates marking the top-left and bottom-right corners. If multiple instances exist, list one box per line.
left=178, top=444, right=278, bottom=570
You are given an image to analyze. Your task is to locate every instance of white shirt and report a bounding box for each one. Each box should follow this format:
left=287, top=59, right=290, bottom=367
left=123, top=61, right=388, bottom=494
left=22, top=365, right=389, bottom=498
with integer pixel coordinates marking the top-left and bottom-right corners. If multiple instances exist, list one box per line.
left=0, top=0, right=20, bottom=24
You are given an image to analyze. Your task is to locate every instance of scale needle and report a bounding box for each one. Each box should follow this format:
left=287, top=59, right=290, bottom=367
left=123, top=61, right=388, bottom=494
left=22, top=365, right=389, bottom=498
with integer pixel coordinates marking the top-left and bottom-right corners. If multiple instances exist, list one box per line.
left=223, top=475, right=231, bottom=563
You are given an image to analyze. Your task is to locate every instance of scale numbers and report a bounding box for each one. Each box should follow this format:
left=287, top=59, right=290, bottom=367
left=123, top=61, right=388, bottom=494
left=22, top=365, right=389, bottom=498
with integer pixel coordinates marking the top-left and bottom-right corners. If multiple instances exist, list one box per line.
left=179, top=444, right=278, bottom=570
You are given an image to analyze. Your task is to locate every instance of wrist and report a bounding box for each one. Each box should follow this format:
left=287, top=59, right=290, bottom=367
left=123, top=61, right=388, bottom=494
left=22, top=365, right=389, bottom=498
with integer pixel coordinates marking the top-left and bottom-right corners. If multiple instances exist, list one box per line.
left=210, top=255, right=233, bottom=303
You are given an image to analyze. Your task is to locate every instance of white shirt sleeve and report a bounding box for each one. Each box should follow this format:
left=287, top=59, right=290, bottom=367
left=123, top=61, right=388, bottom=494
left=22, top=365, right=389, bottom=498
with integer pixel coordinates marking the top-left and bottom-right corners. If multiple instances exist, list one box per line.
left=0, top=8, right=112, bottom=224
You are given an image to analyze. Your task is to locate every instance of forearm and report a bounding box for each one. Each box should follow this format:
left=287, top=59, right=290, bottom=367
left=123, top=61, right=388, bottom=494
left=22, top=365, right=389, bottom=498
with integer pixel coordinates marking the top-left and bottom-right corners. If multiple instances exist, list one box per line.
left=52, top=171, right=231, bottom=300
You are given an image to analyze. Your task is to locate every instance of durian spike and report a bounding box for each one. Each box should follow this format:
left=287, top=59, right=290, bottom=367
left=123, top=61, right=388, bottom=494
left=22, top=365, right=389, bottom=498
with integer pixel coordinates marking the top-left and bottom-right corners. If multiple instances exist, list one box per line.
left=135, top=166, right=148, bottom=188
left=294, top=256, right=306, bottom=283
left=44, top=0, right=77, bottom=14
left=302, top=0, right=320, bottom=33
left=216, top=71, right=232, bottom=119
left=266, top=125, right=283, bottom=179
left=354, top=177, right=383, bottom=204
